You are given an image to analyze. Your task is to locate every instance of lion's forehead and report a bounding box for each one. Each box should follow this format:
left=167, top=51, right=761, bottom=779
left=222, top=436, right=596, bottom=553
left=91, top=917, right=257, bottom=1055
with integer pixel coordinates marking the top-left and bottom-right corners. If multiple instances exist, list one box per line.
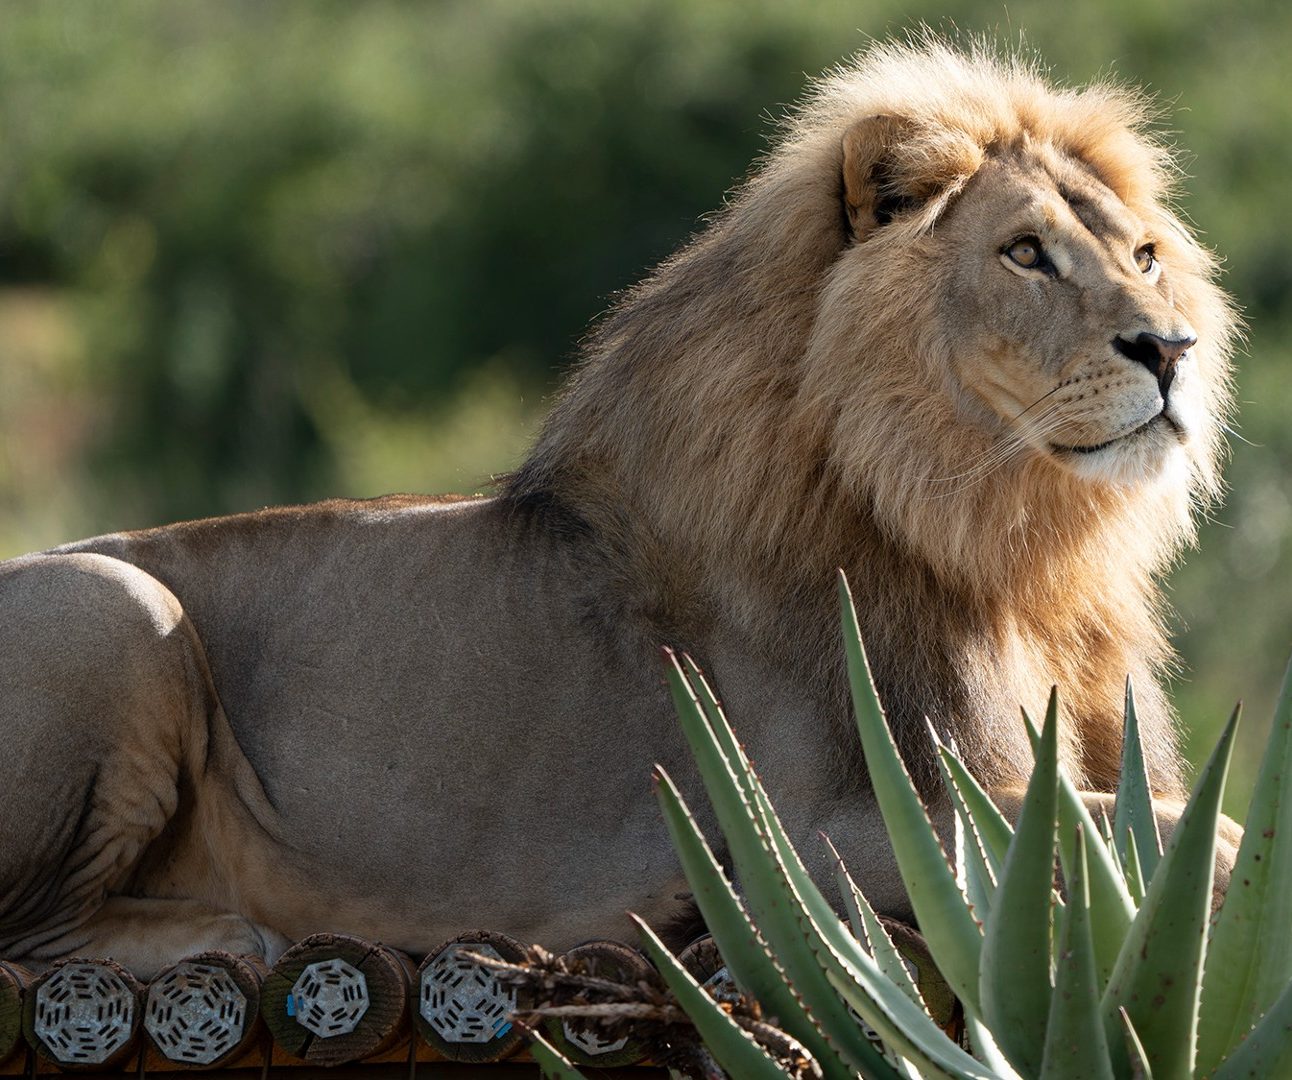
left=980, top=150, right=1147, bottom=255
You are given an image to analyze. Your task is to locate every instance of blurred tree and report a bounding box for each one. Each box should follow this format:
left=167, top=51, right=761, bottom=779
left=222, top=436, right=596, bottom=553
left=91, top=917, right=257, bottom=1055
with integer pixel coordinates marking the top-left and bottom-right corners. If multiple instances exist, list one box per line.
left=0, top=0, right=1288, bottom=793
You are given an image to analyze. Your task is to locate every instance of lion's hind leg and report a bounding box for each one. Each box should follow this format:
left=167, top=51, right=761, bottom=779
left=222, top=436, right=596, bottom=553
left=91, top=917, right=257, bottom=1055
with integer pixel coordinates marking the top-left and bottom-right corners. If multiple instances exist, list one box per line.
left=0, top=552, right=272, bottom=976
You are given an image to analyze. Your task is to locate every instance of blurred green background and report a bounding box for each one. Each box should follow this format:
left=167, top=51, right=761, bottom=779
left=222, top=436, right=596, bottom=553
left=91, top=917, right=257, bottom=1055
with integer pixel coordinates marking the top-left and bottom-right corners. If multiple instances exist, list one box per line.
left=0, top=0, right=1288, bottom=805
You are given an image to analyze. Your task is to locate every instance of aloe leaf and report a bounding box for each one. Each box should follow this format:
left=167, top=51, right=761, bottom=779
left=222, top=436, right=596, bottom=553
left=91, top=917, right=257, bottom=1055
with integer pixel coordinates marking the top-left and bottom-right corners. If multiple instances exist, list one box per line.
left=1040, top=827, right=1114, bottom=1080
left=681, top=654, right=848, bottom=939
left=930, top=725, right=1002, bottom=922
left=1098, top=808, right=1117, bottom=853
left=1122, top=826, right=1147, bottom=906
left=680, top=691, right=990, bottom=1080
left=964, top=1014, right=1024, bottom=1079
left=1101, top=707, right=1239, bottom=1078
left=1113, top=678, right=1163, bottom=879
left=788, top=860, right=996, bottom=1075
left=839, top=573, right=984, bottom=1015
left=672, top=655, right=905, bottom=1077
left=816, top=920, right=1005, bottom=1080
left=823, top=834, right=925, bottom=1012
left=632, top=914, right=802, bottom=1080
left=681, top=655, right=765, bottom=817
left=820, top=944, right=994, bottom=1079
left=1023, top=706, right=1136, bottom=983
left=681, top=653, right=877, bottom=959
left=680, top=651, right=983, bottom=1073
left=951, top=793, right=998, bottom=925
left=830, top=838, right=876, bottom=945
left=933, top=734, right=1013, bottom=874
left=527, top=1027, right=594, bottom=1079
left=1198, top=658, right=1292, bottom=1073
left=674, top=652, right=992, bottom=1080
left=654, top=765, right=841, bottom=1070
left=824, top=965, right=992, bottom=1080
left=1210, top=977, right=1292, bottom=1079
left=980, top=689, right=1058, bottom=1075
left=1118, top=1009, right=1154, bottom=1080
left=1061, top=785, right=1135, bottom=984
left=663, top=653, right=897, bottom=1079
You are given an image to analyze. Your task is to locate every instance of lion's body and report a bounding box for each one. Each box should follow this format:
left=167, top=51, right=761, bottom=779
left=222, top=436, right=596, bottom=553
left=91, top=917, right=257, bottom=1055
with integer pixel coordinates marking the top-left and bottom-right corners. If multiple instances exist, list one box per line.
left=0, top=496, right=879, bottom=966
left=0, top=40, right=1237, bottom=975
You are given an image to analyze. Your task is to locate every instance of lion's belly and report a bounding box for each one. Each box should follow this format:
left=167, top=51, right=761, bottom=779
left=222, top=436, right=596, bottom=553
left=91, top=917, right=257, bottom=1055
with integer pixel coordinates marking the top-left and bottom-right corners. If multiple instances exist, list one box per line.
left=219, top=606, right=689, bottom=947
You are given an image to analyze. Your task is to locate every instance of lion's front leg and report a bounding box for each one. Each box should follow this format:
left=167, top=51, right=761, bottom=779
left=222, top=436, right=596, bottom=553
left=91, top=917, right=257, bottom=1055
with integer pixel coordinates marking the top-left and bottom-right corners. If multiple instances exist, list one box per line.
left=1075, top=791, right=1243, bottom=909
left=991, top=786, right=1242, bottom=908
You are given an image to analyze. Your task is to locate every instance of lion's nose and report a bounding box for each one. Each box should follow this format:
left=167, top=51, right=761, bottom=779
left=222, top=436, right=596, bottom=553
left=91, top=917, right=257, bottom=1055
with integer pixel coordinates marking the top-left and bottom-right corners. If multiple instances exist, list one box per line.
left=1114, top=331, right=1197, bottom=398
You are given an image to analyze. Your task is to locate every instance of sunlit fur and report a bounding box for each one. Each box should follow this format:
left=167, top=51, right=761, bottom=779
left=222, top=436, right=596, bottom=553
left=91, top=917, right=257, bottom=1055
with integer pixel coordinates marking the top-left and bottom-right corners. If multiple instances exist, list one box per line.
left=509, top=37, right=1239, bottom=795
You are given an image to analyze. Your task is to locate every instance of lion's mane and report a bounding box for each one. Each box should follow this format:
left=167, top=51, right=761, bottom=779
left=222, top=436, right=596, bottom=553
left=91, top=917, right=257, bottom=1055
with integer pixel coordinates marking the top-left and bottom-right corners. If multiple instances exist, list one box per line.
left=507, top=38, right=1238, bottom=797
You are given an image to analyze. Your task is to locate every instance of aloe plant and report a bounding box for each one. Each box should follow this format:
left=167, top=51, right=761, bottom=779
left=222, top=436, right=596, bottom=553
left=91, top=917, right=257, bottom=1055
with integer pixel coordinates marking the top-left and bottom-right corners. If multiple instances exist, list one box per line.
left=529, top=571, right=1292, bottom=1079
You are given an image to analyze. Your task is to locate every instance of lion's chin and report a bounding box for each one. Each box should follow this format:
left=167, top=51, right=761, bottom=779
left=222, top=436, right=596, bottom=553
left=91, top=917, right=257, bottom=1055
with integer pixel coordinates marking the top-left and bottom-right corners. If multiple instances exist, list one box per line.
left=1048, top=415, right=1188, bottom=487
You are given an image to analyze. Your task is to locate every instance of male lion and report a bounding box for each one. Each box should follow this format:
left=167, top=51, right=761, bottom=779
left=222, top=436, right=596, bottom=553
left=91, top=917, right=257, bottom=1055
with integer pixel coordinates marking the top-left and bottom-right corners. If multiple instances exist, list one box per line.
left=0, top=40, right=1237, bottom=977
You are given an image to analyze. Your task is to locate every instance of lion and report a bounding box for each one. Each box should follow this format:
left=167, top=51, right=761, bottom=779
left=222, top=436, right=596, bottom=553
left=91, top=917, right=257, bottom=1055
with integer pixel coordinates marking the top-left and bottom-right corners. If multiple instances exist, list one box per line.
left=0, top=39, right=1238, bottom=977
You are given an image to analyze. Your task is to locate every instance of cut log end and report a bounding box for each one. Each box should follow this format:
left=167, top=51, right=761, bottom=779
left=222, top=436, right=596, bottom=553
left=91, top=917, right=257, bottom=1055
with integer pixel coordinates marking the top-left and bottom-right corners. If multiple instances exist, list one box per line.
left=414, top=930, right=530, bottom=1063
left=0, top=961, right=30, bottom=1066
left=144, top=951, right=266, bottom=1067
left=542, top=939, right=652, bottom=1068
left=22, top=959, right=143, bottom=1070
left=678, top=935, right=741, bottom=1004
left=260, top=933, right=412, bottom=1067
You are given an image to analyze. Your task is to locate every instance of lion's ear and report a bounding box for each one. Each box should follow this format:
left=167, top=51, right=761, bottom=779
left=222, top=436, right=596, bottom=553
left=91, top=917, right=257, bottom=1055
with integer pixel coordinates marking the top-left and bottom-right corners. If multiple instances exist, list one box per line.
left=841, top=114, right=921, bottom=239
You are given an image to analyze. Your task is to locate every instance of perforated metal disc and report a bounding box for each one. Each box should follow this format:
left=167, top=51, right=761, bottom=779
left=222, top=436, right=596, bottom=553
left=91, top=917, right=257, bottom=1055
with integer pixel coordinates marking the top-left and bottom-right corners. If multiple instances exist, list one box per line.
left=145, top=961, right=248, bottom=1065
left=419, top=944, right=515, bottom=1044
left=289, top=959, right=369, bottom=1038
left=33, top=963, right=135, bottom=1065
left=562, top=1020, right=629, bottom=1057
left=702, top=965, right=741, bottom=1004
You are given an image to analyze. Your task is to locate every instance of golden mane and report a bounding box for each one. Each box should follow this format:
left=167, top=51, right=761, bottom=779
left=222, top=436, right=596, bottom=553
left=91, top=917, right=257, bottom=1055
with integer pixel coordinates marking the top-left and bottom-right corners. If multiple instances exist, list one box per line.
left=506, top=37, right=1238, bottom=796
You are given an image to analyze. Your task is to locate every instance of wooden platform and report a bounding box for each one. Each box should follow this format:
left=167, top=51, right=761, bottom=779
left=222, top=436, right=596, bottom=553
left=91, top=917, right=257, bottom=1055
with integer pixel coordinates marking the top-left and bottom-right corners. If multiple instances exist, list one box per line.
left=0, top=934, right=680, bottom=1075
left=0, top=920, right=952, bottom=1074
left=0, top=1048, right=664, bottom=1077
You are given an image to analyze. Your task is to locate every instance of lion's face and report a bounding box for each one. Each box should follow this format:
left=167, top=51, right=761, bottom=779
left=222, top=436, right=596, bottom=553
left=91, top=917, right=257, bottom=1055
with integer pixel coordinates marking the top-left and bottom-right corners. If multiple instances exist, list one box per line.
left=934, top=146, right=1209, bottom=486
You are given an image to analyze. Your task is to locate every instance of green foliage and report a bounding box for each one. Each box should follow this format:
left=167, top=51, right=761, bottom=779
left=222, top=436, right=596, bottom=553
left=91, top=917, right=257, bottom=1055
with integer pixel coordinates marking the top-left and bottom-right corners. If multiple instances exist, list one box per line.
left=0, top=0, right=1288, bottom=790
left=980, top=691, right=1058, bottom=1074
left=528, top=1025, right=592, bottom=1079
left=635, top=572, right=1292, bottom=1078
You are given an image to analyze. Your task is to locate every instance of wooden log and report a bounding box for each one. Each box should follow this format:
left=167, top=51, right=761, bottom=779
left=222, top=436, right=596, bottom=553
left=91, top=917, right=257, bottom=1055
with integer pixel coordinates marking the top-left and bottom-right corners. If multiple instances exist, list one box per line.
left=413, top=930, right=531, bottom=1063
left=260, top=934, right=413, bottom=1067
left=0, top=962, right=30, bottom=1066
left=21, top=958, right=143, bottom=1070
left=144, top=951, right=267, bottom=1068
left=677, top=935, right=740, bottom=1004
left=543, top=940, right=651, bottom=1068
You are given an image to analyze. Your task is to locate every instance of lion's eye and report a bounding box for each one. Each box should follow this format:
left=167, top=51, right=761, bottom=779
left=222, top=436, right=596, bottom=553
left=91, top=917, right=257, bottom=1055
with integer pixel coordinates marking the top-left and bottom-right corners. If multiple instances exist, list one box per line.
left=1135, top=243, right=1157, bottom=273
left=1004, top=237, right=1044, bottom=269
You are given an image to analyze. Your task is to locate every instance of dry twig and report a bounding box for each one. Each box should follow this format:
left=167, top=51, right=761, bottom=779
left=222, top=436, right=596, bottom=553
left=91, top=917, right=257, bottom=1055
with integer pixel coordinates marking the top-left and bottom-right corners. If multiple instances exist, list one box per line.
left=462, top=945, right=820, bottom=1079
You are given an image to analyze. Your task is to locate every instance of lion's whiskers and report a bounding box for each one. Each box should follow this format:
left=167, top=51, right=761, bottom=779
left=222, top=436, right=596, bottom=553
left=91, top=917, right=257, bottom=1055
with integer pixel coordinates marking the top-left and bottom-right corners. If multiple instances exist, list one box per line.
left=920, top=396, right=1071, bottom=496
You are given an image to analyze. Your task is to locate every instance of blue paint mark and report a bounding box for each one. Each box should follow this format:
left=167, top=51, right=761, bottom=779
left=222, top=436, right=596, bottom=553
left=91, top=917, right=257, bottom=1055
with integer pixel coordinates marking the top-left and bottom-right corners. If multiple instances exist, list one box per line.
left=286, top=994, right=296, bottom=1017
left=495, top=1021, right=512, bottom=1038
